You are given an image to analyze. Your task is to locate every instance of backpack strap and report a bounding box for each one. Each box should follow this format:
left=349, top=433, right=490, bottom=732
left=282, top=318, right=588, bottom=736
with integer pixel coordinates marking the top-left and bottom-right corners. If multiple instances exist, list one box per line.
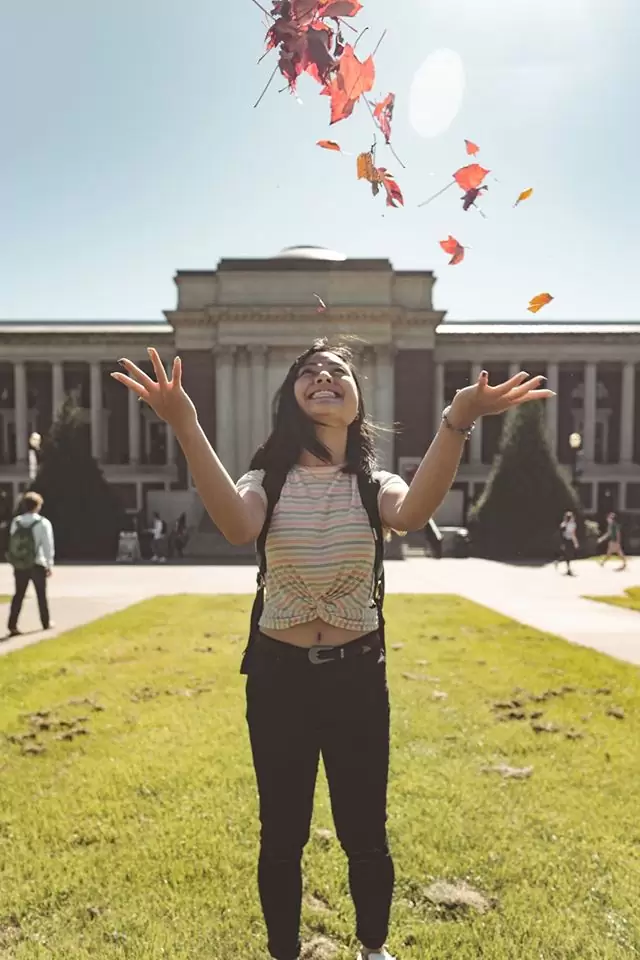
left=240, top=468, right=288, bottom=675
left=356, top=472, right=386, bottom=652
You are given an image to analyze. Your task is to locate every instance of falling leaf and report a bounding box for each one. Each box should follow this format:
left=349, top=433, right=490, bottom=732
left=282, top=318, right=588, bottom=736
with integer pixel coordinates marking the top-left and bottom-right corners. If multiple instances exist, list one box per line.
left=319, top=0, right=363, bottom=16
left=454, top=163, right=490, bottom=192
left=322, top=44, right=375, bottom=124
left=440, top=235, right=465, bottom=265
left=356, top=151, right=404, bottom=207
left=372, top=92, right=395, bottom=144
left=527, top=293, right=554, bottom=314
left=514, top=187, right=534, bottom=207
left=461, top=185, right=488, bottom=212
left=465, top=139, right=480, bottom=156
left=317, top=139, right=342, bottom=151
left=313, top=293, right=327, bottom=312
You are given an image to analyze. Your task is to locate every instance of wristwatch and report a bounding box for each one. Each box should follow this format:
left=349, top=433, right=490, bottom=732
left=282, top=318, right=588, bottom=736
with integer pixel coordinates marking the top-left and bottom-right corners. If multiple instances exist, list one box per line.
left=442, top=405, right=476, bottom=440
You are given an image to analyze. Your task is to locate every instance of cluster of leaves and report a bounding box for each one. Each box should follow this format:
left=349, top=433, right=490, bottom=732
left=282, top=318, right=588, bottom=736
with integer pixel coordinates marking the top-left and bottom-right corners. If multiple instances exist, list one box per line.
left=356, top=148, right=403, bottom=207
left=267, top=0, right=365, bottom=103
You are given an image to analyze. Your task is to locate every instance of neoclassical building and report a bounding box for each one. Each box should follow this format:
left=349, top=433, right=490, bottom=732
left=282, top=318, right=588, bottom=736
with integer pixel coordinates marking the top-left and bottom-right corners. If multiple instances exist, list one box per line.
left=1, top=246, right=640, bottom=540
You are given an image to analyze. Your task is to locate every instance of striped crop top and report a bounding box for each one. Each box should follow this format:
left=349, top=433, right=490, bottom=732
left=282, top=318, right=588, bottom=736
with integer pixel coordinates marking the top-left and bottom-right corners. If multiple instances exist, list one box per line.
left=237, top=465, right=408, bottom=633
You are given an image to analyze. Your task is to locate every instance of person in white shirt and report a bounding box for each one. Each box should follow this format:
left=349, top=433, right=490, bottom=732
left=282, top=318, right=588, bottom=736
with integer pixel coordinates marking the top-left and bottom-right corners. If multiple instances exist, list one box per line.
left=556, top=510, right=579, bottom=576
left=150, top=511, right=166, bottom=562
left=6, top=491, right=55, bottom=637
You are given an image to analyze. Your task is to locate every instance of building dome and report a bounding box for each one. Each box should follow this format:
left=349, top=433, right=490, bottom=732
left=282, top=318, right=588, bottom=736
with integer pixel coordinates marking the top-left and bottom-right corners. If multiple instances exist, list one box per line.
left=273, top=245, right=347, bottom=262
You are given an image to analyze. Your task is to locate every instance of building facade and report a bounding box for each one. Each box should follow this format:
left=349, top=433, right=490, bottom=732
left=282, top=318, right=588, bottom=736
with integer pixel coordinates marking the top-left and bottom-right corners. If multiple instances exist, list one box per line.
left=1, top=246, right=640, bottom=532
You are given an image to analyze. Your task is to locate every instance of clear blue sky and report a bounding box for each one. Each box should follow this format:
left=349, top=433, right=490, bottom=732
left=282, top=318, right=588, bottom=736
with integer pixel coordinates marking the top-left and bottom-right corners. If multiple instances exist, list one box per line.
left=0, top=0, right=636, bottom=321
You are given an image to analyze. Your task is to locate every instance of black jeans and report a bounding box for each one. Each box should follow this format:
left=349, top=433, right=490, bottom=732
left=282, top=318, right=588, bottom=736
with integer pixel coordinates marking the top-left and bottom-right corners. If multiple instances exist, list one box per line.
left=8, top=565, right=50, bottom=632
left=245, top=632, right=394, bottom=960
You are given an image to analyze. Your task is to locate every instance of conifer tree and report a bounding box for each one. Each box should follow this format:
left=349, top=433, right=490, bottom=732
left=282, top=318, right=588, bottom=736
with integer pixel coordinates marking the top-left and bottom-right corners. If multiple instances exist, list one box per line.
left=468, top=401, right=580, bottom=558
left=33, top=396, right=123, bottom=560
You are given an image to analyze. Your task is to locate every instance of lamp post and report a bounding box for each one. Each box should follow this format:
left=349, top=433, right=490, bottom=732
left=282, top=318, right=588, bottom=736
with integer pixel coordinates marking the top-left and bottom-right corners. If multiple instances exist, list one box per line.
left=569, top=431, right=583, bottom=494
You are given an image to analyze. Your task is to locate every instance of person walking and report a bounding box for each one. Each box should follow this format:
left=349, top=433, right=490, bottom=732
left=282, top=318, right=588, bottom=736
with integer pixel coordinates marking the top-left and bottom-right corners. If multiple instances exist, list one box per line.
left=556, top=510, right=579, bottom=576
left=112, top=343, right=551, bottom=960
left=5, top=491, right=54, bottom=638
left=598, top=511, right=627, bottom=571
left=150, top=511, right=166, bottom=562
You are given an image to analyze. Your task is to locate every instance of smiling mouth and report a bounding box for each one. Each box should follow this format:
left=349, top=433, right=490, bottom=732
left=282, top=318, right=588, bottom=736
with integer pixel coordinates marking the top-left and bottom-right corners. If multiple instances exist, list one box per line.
left=308, top=389, right=342, bottom=400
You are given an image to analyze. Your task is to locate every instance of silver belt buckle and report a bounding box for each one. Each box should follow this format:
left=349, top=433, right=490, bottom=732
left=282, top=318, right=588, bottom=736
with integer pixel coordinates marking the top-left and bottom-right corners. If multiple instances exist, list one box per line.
left=308, top=645, right=343, bottom=665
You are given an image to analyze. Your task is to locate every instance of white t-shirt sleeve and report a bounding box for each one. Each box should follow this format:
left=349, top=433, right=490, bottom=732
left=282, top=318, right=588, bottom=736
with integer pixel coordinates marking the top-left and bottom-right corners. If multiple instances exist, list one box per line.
left=373, top=470, right=409, bottom=509
left=236, top=469, right=267, bottom=507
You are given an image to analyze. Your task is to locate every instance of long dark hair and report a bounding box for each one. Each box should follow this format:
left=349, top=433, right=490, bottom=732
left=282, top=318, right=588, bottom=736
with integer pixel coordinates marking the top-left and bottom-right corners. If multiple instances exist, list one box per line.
left=250, top=339, right=378, bottom=477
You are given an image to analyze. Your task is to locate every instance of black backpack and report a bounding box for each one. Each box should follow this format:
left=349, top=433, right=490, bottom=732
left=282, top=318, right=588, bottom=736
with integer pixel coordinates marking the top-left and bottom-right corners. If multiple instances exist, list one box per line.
left=240, top=468, right=386, bottom=674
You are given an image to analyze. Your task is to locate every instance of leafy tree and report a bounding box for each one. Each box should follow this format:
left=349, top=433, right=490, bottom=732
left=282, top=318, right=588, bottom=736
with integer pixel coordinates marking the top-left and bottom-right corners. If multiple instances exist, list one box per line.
left=468, top=401, right=580, bottom=559
left=32, top=396, right=123, bottom=560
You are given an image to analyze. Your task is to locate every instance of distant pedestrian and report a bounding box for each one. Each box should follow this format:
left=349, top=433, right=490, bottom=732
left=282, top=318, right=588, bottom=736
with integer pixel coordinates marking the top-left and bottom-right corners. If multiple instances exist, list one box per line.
left=555, top=510, right=579, bottom=576
left=172, top=512, right=187, bottom=559
left=598, top=512, right=627, bottom=571
left=150, top=511, right=166, bottom=562
left=5, top=491, right=54, bottom=638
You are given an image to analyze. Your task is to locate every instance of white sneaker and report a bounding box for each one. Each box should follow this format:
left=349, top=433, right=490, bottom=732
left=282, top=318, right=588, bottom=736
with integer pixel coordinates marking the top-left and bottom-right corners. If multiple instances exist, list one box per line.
left=358, top=951, right=396, bottom=960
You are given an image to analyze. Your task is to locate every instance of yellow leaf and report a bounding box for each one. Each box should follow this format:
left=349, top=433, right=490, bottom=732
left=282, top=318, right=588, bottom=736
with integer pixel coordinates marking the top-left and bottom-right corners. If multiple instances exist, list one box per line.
left=515, top=187, right=534, bottom=207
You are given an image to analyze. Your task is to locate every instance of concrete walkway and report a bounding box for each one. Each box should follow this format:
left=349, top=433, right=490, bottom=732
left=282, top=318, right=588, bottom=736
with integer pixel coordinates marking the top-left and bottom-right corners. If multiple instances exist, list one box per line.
left=0, top=558, right=638, bottom=665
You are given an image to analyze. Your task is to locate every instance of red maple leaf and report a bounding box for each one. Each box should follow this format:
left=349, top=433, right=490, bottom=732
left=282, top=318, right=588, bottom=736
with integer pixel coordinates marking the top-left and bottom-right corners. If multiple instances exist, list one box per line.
left=319, top=0, right=363, bottom=16
left=440, top=235, right=465, bottom=265
left=464, top=139, right=480, bottom=156
left=379, top=169, right=404, bottom=207
left=322, top=44, right=375, bottom=124
left=453, top=163, right=490, bottom=192
left=372, top=92, right=395, bottom=144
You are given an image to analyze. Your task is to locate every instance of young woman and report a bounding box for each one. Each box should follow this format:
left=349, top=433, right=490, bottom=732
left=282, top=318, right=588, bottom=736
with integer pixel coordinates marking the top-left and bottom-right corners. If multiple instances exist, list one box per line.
left=598, top=511, right=627, bottom=571
left=112, top=342, right=551, bottom=960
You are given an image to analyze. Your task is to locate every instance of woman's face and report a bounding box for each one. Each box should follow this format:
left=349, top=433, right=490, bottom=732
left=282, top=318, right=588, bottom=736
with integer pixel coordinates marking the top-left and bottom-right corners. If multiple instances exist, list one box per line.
left=293, top=351, right=359, bottom=427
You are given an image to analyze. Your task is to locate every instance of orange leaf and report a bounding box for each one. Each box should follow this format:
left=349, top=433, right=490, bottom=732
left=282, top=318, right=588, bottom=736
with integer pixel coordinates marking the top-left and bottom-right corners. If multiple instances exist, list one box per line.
left=453, top=164, right=490, bottom=192
left=465, top=139, right=480, bottom=156
left=514, top=187, right=534, bottom=207
left=357, top=151, right=379, bottom=181
left=379, top=169, right=404, bottom=208
left=317, top=139, right=342, bottom=151
left=440, top=235, right=465, bottom=265
left=527, top=293, right=554, bottom=314
left=323, top=44, right=375, bottom=124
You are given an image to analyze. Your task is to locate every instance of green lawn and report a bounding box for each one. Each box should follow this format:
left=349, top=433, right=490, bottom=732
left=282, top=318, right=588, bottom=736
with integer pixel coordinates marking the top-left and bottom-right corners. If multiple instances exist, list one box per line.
left=586, top=586, right=640, bottom=614
left=1, top=595, right=639, bottom=960
left=0, top=595, right=11, bottom=604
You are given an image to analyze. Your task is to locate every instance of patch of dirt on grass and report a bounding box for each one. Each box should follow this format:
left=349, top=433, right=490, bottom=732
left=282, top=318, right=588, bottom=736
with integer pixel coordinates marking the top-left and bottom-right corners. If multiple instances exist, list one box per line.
left=300, top=934, right=340, bottom=959
left=423, top=879, right=497, bottom=916
left=313, top=828, right=333, bottom=846
left=303, top=893, right=332, bottom=914
left=0, top=916, right=23, bottom=949
left=481, top=764, right=533, bottom=780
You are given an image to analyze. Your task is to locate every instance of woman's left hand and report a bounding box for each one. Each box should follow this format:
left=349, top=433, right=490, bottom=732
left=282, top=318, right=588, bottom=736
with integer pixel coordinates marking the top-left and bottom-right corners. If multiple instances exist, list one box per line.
left=448, top=369, right=555, bottom=427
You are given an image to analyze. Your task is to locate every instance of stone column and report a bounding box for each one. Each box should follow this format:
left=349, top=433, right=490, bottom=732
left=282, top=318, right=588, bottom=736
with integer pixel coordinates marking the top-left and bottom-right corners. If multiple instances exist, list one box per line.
left=509, top=361, right=520, bottom=380
left=90, top=362, right=102, bottom=461
left=235, top=347, right=252, bottom=474
left=583, top=362, right=597, bottom=462
left=620, top=362, right=636, bottom=462
left=215, top=346, right=237, bottom=478
left=14, top=362, right=28, bottom=466
left=52, top=361, right=64, bottom=417
left=128, top=386, right=141, bottom=465
left=546, top=362, right=559, bottom=456
left=375, top=346, right=394, bottom=469
left=359, top=347, right=375, bottom=419
left=469, top=363, right=484, bottom=465
left=433, top=362, right=445, bottom=436
left=249, top=346, right=268, bottom=454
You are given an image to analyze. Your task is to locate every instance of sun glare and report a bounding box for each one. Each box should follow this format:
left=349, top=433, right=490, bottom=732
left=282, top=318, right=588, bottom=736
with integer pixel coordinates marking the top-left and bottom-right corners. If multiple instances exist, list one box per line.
left=409, top=49, right=466, bottom=139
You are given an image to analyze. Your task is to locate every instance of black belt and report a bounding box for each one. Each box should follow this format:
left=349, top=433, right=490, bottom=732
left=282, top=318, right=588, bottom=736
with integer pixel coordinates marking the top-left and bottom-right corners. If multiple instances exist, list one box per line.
left=256, top=631, right=381, bottom=666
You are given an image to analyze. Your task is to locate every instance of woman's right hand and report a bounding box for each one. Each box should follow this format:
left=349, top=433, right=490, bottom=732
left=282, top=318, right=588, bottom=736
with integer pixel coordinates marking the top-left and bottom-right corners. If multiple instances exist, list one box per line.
left=111, top=347, right=197, bottom=432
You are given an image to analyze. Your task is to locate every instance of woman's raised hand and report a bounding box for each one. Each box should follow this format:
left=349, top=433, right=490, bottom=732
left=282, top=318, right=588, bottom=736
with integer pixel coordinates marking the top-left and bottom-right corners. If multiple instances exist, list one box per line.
left=448, top=369, right=555, bottom=426
left=111, top=348, right=197, bottom=432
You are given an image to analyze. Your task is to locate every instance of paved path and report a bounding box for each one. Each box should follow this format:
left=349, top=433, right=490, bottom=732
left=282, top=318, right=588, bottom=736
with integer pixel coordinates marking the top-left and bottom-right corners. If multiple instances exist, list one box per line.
left=0, top=558, right=638, bottom=665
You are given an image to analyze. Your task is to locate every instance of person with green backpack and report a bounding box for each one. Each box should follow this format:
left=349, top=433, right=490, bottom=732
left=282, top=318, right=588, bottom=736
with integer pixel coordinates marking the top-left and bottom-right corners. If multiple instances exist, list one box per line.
left=5, top=491, right=55, bottom=639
